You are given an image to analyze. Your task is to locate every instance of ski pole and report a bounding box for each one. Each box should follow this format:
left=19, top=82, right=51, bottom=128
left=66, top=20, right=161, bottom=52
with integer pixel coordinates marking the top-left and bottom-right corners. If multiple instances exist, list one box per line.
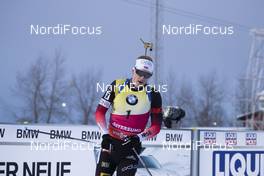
left=132, top=148, right=153, bottom=176
left=25, top=127, right=98, bottom=144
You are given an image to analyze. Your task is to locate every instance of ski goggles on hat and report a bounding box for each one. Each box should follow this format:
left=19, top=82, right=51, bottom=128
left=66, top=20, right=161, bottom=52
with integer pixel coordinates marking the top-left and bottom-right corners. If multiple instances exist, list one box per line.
left=135, top=68, right=152, bottom=79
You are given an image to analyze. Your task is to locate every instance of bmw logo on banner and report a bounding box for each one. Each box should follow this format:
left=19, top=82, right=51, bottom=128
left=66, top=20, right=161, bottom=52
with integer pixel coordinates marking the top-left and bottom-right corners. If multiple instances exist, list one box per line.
left=126, top=94, right=138, bottom=105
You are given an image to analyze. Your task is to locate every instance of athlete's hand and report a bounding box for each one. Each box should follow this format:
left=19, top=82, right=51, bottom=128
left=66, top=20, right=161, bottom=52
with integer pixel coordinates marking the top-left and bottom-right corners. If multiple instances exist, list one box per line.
left=101, top=134, right=111, bottom=150
left=122, top=135, right=140, bottom=149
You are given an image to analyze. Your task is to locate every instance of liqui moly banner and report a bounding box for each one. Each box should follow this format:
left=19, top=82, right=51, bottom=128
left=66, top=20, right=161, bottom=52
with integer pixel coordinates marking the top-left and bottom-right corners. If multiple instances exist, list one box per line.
left=199, top=130, right=264, bottom=176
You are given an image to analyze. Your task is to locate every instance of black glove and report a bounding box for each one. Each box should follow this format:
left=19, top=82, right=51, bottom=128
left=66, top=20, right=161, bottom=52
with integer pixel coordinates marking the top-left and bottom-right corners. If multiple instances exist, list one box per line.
left=122, top=135, right=140, bottom=149
left=101, top=134, right=111, bottom=150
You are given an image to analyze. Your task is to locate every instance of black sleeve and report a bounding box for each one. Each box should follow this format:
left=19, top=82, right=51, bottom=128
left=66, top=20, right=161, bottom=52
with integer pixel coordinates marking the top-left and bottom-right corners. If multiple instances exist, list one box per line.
left=150, top=90, right=163, bottom=125
left=151, top=90, right=162, bottom=108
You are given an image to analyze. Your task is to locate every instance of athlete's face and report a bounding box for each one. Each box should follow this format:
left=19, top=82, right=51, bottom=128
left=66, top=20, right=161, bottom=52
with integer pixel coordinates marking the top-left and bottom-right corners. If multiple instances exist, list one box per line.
left=132, top=68, right=152, bottom=87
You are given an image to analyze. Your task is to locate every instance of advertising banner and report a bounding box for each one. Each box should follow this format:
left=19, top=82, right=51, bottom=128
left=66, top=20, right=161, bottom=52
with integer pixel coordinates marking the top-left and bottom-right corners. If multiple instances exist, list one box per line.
left=0, top=124, right=192, bottom=176
left=198, top=130, right=264, bottom=176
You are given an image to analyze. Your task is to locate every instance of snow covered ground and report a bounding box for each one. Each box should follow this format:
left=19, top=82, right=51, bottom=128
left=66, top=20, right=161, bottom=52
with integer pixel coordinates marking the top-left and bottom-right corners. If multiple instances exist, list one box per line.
left=140, top=147, right=191, bottom=176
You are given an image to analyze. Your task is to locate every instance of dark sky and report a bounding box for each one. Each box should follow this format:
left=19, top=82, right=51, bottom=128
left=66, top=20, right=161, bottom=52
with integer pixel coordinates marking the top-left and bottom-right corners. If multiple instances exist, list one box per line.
left=0, top=0, right=263, bottom=122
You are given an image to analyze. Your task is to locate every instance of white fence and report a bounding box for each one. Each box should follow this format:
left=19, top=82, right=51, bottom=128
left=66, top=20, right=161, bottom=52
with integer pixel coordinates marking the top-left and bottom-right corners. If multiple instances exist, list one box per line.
left=0, top=124, right=192, bottom=176
left=0, top=124, right=263, bottom=176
